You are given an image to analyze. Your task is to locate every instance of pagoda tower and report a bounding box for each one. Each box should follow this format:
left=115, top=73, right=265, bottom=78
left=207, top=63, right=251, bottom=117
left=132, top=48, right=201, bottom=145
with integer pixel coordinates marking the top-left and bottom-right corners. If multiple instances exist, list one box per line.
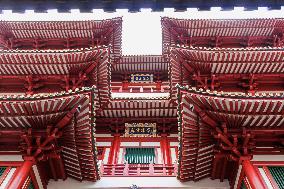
left=0, top=16, right=283, bottom=189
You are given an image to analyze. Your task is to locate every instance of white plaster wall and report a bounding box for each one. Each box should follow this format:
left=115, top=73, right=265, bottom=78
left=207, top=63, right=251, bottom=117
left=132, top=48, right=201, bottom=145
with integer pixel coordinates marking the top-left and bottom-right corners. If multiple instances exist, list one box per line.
left=157, top=148, right=163, bottom=164
left=103, top=148, right=110, bottom=164
left=96, top=142, right=112, bottom=147
left=170, top=148, right=177, bottom=164
left=0, top=155, right=23, bottom=161
left=141, top=142, right=160, bottom=147
left=170, top=142, right=179, bottom=147
left=94, top=134, right=112, bottom=137
left=252, top=155, right=284, bottom=161
left=169, top=134, right=178, bottom=137
left=121, top=142, right=139, bottom=147
left=48, top=177, right=230, bottom=189
left=118, top=148, right=124, bottom=163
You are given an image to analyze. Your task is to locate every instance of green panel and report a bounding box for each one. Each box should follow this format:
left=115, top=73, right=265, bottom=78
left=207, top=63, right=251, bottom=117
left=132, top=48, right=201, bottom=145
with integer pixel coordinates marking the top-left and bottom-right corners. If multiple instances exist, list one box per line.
left=0, top=167, right=6, bottom=177
left=125, top=148, right=155, bottom=164
left=27, top=180, right=35, bottom=189
left=240, top=181, right=247, bottom=189
left=268, top=166, right=284, bottom=189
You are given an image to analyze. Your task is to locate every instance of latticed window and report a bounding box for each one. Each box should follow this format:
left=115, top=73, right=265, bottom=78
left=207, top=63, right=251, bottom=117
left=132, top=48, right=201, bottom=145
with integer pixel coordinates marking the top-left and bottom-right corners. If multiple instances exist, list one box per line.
left=27, top=180, right=35, bottom=189
left=125, top=148, right=155, bottom=164
left=268, top=166, right=284, bottom=188
left=0, top=167, right=6, bottom=176
left=240, top=181, right=247, bottom=189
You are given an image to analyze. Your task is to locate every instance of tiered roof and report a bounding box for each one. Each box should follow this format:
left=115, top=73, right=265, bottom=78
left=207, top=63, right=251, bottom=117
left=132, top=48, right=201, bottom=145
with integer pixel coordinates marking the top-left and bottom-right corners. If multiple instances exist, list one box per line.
left=171, top=46, right=284, bottom=74
left=162, top=17, right=284, bottom=52
left=113, top=55, right=168, bottom=72
left=0, top=18, right=122, bottom=59
left=0, top=86, right=99, bottom=181
left=170, top=46, right=284, bottom=93
left=98, top=99, right=177, bottom=118
left=111, top=55, right=170, bottom=93
left=0, top=47, right=111, bottom=105
left=0, top=47, right=107, bottom=75
left=177, top=85, right=284, bottom=182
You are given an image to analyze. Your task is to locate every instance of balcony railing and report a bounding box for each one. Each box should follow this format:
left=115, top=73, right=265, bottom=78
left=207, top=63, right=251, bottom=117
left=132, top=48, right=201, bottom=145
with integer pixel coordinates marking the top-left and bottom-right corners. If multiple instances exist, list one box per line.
left=100, top=163, right=177, bottom=177
left=111, top=82, right=170, bottom=93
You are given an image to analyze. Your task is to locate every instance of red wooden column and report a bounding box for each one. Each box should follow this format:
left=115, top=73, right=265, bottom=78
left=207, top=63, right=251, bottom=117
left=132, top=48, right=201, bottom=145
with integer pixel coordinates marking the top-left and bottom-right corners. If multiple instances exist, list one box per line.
left=6, top=159, right=34, bottom=189
left=242, top=160, right=267, bottom=189
left=160, top=134, right=172, bottom=166
left=108, top=133, right=121, bottom=164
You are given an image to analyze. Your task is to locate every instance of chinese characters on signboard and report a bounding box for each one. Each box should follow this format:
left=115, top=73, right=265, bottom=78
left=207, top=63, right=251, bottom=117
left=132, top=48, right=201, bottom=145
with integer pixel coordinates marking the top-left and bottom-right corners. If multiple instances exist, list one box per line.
left=131, top=74, right=153, bottom=83
left=125, top=123, right=156, bottom=137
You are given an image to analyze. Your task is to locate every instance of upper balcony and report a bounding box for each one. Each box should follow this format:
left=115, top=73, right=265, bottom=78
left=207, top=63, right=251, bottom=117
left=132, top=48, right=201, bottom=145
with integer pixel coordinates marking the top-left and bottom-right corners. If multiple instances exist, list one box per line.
left=111, top=55, right=170, bottom=99
left=101, top=163, right=177, bottom=177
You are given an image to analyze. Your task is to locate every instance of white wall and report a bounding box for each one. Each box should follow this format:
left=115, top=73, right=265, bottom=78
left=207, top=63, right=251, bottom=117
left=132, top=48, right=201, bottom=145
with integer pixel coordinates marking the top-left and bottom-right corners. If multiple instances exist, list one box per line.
left=0, top=155, right=23, bottom=161
left=252, top=155, right=284, bottom=161
left=96, top=142, right=112, bottom=147
left=120, top=142, right=140, bottom=147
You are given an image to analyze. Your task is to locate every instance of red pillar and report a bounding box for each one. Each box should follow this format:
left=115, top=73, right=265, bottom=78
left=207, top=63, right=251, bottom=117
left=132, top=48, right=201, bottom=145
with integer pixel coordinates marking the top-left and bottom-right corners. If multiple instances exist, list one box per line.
left=122, top=80, right=129, bottom=91
left=108, top=134, right=121, bottom=164
left=6, top=160, right=34, bottom=189
left=160, top=134, right=172, bottom=165
left=242, top=160, right=266, bottom=189
left=156, top=81, right=162, bottom=91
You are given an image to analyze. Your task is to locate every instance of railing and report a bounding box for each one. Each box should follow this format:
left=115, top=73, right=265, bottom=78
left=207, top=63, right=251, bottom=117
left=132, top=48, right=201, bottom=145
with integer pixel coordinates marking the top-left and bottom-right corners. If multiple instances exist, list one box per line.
left=111, top=82, right=170, bottom=93
left=100, top=163, right=177, bottom=177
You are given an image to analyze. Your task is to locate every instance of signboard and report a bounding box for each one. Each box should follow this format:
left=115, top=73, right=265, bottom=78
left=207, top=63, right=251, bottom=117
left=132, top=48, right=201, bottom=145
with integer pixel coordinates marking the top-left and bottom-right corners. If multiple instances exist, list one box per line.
left=131, top=74, right=153, bottom=83
left=125, top=123, right=156, bottom=137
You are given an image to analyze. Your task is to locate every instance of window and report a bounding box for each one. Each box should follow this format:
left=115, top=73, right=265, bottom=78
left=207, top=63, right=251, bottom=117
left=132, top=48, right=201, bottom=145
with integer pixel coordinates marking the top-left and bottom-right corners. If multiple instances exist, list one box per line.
left=125, top=148, right=155, bottom=164
left=268, top=166, right=284, bottom=188
left=0, top=167, right=6, bottom=176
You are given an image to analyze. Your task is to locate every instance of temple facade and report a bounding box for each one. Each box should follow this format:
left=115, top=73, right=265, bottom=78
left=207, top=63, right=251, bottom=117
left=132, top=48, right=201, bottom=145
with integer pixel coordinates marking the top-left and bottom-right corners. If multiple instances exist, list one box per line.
left=0, top=17, right=283, bottom=189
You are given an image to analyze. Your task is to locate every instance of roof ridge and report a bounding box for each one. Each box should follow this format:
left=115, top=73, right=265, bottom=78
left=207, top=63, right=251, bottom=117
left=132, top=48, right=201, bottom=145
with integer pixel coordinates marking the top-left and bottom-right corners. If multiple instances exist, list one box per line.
left=170, top=44, right=284, bottom=52
left=122, top=55, right=165, bottom=57
left=0, top=86, right=97, bottom=101
left=0, top=17, right=123, bottom=23
left=176, top=84, right=284, bottom=99
left=0, top=46, right=108, bottom=54
left=161, top=16, right=284, bottom=21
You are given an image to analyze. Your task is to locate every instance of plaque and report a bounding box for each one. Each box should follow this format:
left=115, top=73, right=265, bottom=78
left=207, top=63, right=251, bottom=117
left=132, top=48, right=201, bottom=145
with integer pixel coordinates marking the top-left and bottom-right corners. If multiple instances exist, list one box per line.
left=131, top=74, right=153, bottom=83
left=125, top=123, right=156, bottom=137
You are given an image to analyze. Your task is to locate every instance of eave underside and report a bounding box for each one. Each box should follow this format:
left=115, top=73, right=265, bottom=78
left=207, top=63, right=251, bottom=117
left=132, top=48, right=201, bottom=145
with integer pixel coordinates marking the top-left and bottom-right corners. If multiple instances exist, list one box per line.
left=0, top=87, right=100, bottom=182
left=162, top=17, right=284, bottom=51
left=177, top=86, right=284, bottom=185
left=0, top=18, right=122, bottom=59
left=170, top=47, right=284, bottom=93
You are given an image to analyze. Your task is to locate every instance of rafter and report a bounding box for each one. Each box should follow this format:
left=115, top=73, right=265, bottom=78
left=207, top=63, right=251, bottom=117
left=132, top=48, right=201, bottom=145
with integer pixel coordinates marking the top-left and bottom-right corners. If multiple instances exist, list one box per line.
left=72, top=61, right=99, bottom=90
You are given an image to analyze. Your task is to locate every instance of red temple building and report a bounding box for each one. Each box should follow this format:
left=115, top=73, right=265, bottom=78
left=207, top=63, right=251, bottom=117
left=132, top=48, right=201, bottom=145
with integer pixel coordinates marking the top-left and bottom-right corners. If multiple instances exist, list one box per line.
left=0, top=16, right=283, bottom=189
